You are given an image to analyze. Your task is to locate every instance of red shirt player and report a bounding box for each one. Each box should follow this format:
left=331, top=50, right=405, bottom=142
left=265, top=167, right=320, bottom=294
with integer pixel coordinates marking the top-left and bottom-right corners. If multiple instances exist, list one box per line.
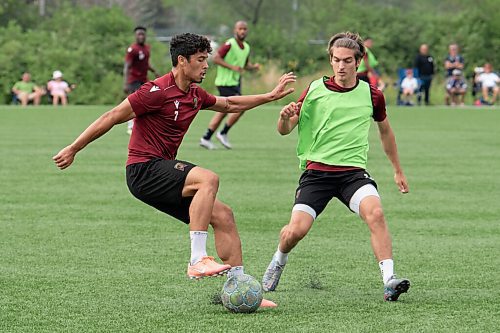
left=53, top=33, right=295, bottom=307
left=124, top=26, right=160, bottom=134
left=124, top=26, right=159, bottom=94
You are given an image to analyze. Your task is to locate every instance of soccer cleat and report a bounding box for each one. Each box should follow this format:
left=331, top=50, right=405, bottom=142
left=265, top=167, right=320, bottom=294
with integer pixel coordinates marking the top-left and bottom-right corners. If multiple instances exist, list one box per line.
left=260, top=298, right=278, bottom=308
left=199, top=138, right=217, bottom=150
left=216, top=132, right=232, bottom=149
left=262, top=256, right=286, bottom=292
left=384, top=276, right=411, bottom=301
left=187, top=256, right=231, bottom=280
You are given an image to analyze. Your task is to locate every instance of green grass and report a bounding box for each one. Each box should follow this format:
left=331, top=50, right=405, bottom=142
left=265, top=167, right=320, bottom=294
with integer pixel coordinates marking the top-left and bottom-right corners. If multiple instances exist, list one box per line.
left=1, top=104, right=500, bottom=332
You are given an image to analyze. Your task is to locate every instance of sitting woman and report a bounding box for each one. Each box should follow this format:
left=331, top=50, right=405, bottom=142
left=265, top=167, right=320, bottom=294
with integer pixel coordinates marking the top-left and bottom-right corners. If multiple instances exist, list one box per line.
left=47, top=71, right=74, bottom=106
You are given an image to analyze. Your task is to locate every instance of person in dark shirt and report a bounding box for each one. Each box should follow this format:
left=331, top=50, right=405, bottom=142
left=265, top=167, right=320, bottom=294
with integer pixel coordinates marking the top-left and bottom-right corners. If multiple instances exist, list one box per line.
left=414, top=44, right=434, bottom=105
left=444, top=44, right=464, bottom=77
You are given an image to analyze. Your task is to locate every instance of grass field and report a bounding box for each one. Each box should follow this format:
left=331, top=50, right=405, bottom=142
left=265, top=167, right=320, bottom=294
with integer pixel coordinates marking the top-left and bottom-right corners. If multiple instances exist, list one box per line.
left=1, top=104, right=500, bottom=332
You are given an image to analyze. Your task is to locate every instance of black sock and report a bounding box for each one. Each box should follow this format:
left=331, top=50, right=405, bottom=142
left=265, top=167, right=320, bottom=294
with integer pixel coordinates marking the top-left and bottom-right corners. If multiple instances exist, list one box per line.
left=203, top=129, right=214, bottom=140
left=220, top=124, right=231, bottom=135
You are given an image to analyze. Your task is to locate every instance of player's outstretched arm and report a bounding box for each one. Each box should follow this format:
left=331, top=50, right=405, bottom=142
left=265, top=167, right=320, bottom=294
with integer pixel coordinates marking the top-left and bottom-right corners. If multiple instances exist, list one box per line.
left=377, top=119, right=409, bottom=194
left=277, top=102, right=301, bottom=135
left=207, top=72, right=296, bottom=113
left=53, top=99, right=135, bottom=170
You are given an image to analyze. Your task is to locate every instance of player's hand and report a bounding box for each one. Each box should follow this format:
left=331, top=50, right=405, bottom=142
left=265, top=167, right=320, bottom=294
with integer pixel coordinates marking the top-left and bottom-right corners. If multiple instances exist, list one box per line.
left=280, top=102, right=301, bottom=120
left=270, top=72, right=297, bottom=101
left=394, top=171, right=409, bottom=194
left=232, top=66, right=244, bottom=73
left=53, top=145, right=77, bottom=170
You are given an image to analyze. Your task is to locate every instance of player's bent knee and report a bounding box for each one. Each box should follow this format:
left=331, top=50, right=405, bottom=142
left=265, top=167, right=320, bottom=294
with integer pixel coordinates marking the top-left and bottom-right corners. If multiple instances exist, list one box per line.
left=282, top=224, right=307, bottom=242
left=202, top=172, right=220, bottom=191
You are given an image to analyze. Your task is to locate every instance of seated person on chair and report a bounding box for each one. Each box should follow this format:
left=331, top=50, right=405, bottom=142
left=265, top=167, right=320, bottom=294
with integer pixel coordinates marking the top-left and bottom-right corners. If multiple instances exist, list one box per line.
left=475, top=63, right=499, bottom=105
left=445, top=69, right=467, bottom=106
left=400, top=69, right=419, bottom=105
left=47, top=70, right=74, bottom=106
left=12, top=72, right=45, bottom=106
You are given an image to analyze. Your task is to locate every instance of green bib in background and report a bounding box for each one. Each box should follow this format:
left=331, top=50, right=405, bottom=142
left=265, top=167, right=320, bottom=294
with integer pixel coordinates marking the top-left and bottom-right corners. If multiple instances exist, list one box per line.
left=214, top=38, right=250, bottom=87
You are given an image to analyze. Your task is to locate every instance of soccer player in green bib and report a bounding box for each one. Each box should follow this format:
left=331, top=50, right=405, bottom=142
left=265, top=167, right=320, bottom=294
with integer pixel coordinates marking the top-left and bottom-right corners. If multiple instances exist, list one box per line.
left=262, top=32, right=411, bottom=301
left=200, top=21, right=260, bottom=150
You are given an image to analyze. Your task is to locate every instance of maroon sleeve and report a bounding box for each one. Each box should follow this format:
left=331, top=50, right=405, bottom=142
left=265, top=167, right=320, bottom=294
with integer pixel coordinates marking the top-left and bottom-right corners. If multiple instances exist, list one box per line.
left=125, top=45, right=135, bottom=63
left=370, top=85, right=387, bottom=122
left=217, top=42, right=232, bottom=58
left=296, top=84, right=311, bottom=115
left=127, top=82, right=164, bottom=117
left=198, top=87, right=217, bottom=109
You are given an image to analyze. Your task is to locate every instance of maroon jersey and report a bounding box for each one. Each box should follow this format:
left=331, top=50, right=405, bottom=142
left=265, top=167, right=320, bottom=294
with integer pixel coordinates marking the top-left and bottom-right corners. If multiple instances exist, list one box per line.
left=297, top=76, right=387, bottom=172
left=125, top=43, right=151, bottom=84
left=127, top=72, right=216, bottom=165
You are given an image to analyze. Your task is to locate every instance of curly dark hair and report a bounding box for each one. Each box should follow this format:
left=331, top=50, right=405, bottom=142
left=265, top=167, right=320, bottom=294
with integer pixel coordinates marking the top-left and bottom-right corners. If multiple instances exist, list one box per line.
left=170, top=33, right=212, bottom=66
left=327, top=31, right=365, bottom=61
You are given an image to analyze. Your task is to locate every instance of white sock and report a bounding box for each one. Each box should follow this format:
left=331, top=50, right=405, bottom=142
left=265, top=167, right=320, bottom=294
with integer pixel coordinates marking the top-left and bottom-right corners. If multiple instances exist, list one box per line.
left=274, top=248, right=289, bottom=265
left=227, top=266, right=244, bottom=278
left=379, top=259, right=394, bottom=284
left=190, top=231, right=208, bottom=265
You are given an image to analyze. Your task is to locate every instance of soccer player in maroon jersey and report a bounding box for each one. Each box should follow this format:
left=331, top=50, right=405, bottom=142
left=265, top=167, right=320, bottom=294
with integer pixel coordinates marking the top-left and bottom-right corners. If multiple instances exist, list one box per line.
left=124, top=26, right=160, bottom=135
left=53, top=33, right=295, bottom=307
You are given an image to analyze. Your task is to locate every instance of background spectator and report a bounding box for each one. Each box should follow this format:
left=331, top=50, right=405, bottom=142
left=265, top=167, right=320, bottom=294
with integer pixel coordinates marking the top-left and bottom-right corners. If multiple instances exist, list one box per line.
left=400, top=69, right=419, bottom=105
left=47, top=70, right=74, bottom=106
left=475, top=63, right=499, bottom=105
left=444, top=44, right=464, bottom=77
left=414, top=43, right=434, bottom=105
left=446, top=69, right=467, bottom=105
left=11, top=72, right=45, bottom=106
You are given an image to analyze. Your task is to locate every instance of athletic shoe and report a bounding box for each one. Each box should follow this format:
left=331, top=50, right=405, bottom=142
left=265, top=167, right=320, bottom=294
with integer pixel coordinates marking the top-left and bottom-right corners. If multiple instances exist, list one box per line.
left=260, top=299, right=278, bottom=308
left=199, top=138, right=217, bottom=150
left=384, top=276, right=411, bottom=301
left=216, top=132, right=232, bottom=149
left=187, top=256, right=231, bottom=280
left=262, top=256, right=286, bottom=291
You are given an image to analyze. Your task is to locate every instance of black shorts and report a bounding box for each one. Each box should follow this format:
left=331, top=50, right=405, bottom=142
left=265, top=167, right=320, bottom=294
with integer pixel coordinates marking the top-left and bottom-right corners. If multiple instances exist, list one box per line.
left=294, top=169, right=378, bottom=217
left=126, top=158, right=196, bottom=224
left=127, top=81, right=145, bottom=94
left=217, top=85, right=241, bottom=97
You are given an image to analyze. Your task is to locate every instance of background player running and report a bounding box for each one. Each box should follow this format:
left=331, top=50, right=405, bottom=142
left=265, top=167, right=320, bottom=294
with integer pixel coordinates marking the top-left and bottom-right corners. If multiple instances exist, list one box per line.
left=53, top=33, right=295, bottom=307
left=262, top=31, right=411, bottom=302
left=200, top=20, right=260, bottom=150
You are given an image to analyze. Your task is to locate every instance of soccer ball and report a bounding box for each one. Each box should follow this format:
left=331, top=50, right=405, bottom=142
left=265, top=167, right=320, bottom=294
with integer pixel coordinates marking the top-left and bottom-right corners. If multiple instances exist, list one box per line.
left=221, top=274, right=263, bottom=313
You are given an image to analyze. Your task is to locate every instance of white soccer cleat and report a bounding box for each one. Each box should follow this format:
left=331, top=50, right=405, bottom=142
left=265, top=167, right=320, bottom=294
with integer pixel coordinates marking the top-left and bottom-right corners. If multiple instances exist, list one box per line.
left=200, top=138, right=217, bottom=150
left=216, top=132, right=232, bottom=149
left=262, top=256, right=286, bottom=292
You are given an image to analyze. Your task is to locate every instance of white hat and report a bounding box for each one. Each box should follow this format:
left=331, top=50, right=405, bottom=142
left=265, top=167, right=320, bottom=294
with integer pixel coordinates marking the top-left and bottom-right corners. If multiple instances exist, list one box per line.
left=53, top=70, right=63, bottom=79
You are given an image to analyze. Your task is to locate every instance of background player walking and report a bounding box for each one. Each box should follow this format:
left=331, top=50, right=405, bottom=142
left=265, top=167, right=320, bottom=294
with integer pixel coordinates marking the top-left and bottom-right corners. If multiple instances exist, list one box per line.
left=262, top=32, right=411, bottom=302
left=124, top=26, right=160, bottom=134
left=200, top=21, right=260, bottom=150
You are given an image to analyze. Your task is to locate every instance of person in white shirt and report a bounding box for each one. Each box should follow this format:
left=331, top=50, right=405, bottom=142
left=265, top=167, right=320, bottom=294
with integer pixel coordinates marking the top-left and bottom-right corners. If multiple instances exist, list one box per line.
left=400, top=69, right=419, bottom=105
left=47, top=70, right=74, bottom=106
left=476, top=63, right=499, bottom=105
